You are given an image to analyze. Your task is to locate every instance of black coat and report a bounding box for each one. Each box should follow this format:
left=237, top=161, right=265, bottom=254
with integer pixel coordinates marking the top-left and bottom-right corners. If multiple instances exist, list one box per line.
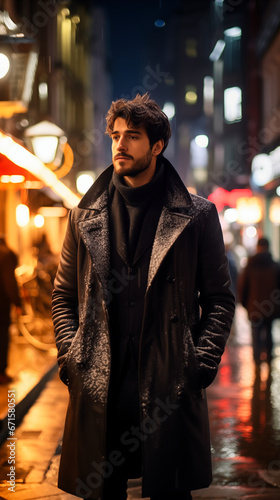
left=52, top=159, right=235, bottom=499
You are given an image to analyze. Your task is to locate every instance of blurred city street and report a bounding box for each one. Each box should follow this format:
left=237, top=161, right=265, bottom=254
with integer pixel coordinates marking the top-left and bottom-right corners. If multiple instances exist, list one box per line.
left=0, top=305, right=279, bottom=499
left=2, top=0, right=280, bottom=499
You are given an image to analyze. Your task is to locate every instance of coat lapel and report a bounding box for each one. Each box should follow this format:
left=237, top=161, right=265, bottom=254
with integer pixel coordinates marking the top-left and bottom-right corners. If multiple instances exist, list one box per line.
left=147, top=207, right=191, bottom=290
left=147, top=159, right=194, bottom=291
left=76, top=161, right=194, bottom=296
left=78, top=190, right=111, bottom=298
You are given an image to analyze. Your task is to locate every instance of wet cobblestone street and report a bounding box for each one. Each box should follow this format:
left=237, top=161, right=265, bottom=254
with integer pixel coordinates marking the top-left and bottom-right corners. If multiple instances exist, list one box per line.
left=0, top=305, right=280, bottom=499
left=207, top=306, right=280, bottom=492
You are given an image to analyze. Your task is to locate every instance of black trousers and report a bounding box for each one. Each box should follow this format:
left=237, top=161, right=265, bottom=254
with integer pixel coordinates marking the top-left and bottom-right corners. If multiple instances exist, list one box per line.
left=251, top=319, right=273, bottom=363
left=102, top=471, right=193, bottom=500
left=103, top=349, right=193, bottom=499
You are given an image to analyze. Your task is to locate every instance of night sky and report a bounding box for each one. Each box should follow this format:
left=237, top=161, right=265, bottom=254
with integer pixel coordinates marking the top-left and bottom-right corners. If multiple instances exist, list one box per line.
left=92, top=0, right=212, bottom=100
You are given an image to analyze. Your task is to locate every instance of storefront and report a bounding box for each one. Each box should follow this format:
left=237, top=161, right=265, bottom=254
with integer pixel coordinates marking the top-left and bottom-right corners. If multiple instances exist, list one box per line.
left=0, top=130, right=80, bottom=265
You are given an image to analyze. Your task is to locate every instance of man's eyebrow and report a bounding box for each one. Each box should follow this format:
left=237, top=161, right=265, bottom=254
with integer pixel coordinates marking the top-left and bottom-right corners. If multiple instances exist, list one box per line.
left=111, top=129, right=142, bottom=135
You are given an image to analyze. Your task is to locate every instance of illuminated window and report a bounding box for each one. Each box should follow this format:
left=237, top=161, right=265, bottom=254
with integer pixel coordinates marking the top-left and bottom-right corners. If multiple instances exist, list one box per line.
left=224, top=86, right=242, bottom=123
left=185, top=39, right=197, bottom=58
left=224, top=27, right=242, bottom=38
left=223, top=27, right=242, bottom=72
left=185, top=85, right=197, bottom=105
left=190, top=138, right=208, bottom=169
left=209, top=40, right=225, bottom=61
left=39, top=82, right=48, bottom=100
left=203, top=76, right=214, bottom=116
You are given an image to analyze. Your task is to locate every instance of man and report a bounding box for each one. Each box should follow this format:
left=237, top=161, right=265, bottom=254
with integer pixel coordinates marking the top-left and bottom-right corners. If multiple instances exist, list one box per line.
left=0, top=236, right=21, bottom=384
left=52, top=93, right=235, bottom=500
left=238, top=237, right=280, bottom=365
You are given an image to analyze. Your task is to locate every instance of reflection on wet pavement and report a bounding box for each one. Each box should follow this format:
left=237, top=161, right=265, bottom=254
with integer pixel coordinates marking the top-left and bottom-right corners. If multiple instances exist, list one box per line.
left=207, top=308, right=280, bottom=488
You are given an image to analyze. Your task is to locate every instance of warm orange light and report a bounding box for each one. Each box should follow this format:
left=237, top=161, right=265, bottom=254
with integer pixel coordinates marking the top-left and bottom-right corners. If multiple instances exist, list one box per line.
left=0, top=102, right=28, bottom=119
left=1, top=175, right=10, bottom=183
left=0, top=131, right=80, bottom=208
left=34, top=214, right=45, bottom=228
left=38, top=206, right=67, bottom=217
left=236, top=197, right=263, bottom=224
left=11, top=175, right=25, bottom=183
left=16, top=204, right=30, bottom=227
left=269, top=197, right=280, bottom=224
left=0, top=174, right=25, bottom=184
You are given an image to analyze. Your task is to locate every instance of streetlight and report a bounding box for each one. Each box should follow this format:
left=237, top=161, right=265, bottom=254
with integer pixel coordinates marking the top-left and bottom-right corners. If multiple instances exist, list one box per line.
left=24, top=121, right=74, bottom=179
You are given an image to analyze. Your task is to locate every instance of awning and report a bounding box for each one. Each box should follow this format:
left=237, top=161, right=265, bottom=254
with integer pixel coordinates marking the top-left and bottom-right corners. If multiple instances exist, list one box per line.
left=0, top=153, right=40, bottom=182
left=0, top=130, right=81, bottom=208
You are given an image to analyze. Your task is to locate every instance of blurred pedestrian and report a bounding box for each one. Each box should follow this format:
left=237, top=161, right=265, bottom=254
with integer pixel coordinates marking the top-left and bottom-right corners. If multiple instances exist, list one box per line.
left=52, top=93, right=235, bottom=500
left=0, top=236, right=21, bottom=384
left=237, top=237, right=280, bottom=365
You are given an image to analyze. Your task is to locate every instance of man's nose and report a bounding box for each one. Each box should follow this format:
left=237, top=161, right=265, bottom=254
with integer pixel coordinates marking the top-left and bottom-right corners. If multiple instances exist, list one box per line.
left=116, top=137, right=127, bottom=150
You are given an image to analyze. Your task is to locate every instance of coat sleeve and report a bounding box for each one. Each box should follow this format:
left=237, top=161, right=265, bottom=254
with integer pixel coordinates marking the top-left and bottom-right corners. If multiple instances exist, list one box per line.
left=52, top=210, right=79, bottom=385
left=195, top=203, right=235, bottom=388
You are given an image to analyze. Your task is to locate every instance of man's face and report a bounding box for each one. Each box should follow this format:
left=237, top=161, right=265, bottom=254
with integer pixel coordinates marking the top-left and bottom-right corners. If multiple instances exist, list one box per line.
left=111, top=117, right=154, bottom=179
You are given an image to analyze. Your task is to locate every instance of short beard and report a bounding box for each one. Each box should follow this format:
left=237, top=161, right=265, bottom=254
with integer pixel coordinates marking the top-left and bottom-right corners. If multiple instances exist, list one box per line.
left=113, top=149, right=153, bottom=178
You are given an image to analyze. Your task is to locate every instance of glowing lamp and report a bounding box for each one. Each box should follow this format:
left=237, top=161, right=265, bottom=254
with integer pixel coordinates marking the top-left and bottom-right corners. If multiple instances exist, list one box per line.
left=236, top=197, right=263, bottom=224
left=269, top=198, right=280, bottom=224
left=16, top=204, right=30, bottom=227
left=24, top=121, right=66, bottom=165
left=195, top=135, right=209, bottom=148
left=185, top=90, right=197, bottom=104
left=76, top=172, right=96, bottom=195
left=24, top=121, right=74, bottom=179
left=34, top=214, right=45, bottom=228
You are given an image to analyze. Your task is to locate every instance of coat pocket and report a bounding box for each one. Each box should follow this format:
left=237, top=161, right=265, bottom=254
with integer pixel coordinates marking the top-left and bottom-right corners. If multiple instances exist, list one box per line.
left=183, top=326, right=202, bottom=394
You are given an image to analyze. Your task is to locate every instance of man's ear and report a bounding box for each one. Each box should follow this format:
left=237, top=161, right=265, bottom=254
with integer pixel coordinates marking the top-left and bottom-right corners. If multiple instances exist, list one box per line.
left=152, top=139, right=164, bottom=156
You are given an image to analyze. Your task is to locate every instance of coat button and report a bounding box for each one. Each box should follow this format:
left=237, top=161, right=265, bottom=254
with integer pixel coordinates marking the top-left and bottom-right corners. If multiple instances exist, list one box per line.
left=128, top=300, right=135, bottom=307
left=167, top=275, right=175, bottom=283
left=170, top=314, right=179, bottom=323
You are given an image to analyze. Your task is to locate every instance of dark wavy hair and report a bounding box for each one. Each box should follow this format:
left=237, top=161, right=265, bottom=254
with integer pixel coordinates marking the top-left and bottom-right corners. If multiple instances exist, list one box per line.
left=105, top=93, right=171, bottom=154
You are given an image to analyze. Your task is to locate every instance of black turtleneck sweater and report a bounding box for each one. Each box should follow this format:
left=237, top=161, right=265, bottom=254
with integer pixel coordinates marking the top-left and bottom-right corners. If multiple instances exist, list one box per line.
left=107, top=163, right=165, bottom=413
left=110, top=163, right=165, bottom=264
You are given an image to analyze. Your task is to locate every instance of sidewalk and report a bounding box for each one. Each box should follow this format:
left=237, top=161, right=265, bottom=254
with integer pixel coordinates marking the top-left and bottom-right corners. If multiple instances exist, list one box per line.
left=0, top=307, right=280, bottom=499
left=0, top=372, right=279, bottom=500
left=0, top=325, right=57, bottom=444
